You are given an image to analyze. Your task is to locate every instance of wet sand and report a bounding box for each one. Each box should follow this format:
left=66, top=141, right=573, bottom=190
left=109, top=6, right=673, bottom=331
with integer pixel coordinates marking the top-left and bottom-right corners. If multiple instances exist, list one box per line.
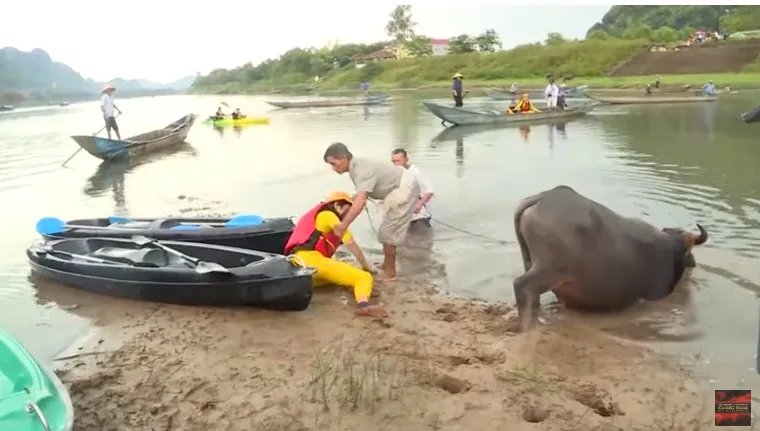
left=54, top=275, right=714, bottom=431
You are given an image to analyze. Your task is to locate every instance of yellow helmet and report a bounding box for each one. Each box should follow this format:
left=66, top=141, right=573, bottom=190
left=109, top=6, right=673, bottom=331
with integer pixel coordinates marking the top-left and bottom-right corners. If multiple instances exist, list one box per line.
left=325, top=191, right=353, bottom=204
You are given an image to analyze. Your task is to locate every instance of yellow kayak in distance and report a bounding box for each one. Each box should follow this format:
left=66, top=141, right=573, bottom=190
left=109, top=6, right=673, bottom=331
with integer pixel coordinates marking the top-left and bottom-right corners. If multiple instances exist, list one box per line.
left=203, top=116, right=270, bottom=127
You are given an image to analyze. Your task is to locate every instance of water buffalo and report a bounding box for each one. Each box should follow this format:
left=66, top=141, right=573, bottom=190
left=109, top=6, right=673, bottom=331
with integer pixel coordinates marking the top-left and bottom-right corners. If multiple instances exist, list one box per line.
left=513, top=185, right=708, bottom=332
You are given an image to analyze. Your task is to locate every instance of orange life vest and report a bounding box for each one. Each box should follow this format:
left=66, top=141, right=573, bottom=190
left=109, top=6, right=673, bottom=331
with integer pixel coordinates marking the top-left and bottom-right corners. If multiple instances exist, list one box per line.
left=283, top=202, right=343, bottom=258
left=519, top=100, right=532, bottom=112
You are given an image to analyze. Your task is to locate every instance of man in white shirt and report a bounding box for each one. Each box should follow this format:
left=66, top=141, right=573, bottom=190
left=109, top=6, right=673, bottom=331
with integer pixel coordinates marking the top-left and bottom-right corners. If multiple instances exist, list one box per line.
left=100, top=84, right=122, bottom=140
left=544, top=79, right=559, bottom=110
left=391, top=148, right=434, bottom=227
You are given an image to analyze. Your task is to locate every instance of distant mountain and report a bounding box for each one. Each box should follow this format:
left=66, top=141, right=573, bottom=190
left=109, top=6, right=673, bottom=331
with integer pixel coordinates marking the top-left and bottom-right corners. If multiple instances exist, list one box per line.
left=0, top=46, right=192, bottom=104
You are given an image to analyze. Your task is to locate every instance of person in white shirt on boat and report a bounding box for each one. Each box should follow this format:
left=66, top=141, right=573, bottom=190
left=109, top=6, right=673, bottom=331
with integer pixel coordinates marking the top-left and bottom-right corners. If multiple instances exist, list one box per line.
left=391, top=148, right=434, bottom=227
left=100, top=84, right=122, bottom=140
left=544, top=79, right=559, bottom=110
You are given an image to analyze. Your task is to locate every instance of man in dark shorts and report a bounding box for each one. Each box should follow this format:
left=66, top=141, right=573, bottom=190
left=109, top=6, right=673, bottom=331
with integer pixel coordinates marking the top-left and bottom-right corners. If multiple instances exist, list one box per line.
left=100, top=84, right=123, bottom=140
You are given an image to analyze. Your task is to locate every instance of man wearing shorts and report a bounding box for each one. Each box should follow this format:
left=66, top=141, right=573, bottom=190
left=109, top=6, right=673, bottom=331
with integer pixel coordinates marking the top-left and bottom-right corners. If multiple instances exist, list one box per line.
left=323, top=142, right=420, bottom=281
left=100, top=84, right=122, bottom=140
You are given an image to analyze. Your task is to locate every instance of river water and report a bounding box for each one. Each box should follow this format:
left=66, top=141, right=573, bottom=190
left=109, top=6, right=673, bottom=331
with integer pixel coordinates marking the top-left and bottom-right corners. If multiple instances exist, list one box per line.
left=1, top=94, right=759, bottom=391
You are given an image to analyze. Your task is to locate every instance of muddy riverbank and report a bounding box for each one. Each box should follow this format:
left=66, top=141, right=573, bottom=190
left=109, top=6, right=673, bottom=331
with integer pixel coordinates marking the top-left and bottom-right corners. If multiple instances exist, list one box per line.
left=56, top=275, right=712, bottom=431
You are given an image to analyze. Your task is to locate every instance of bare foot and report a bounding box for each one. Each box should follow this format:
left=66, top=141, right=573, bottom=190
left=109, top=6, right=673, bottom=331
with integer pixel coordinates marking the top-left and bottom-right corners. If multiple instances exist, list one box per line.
left=355, top=304, right=387, bottom=318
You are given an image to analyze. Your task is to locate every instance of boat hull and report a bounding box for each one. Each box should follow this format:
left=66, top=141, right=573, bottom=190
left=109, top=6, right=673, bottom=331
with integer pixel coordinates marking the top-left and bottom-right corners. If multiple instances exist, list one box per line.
left=423, top=102, right=596, bottom=126
left=266, top=95, right=390, bottom=109
left=41, top=216, right=295, bottom=254
left=0, top=329, right=74, bottom=431
left=69, top=113, right=196, bottom=161
left=741, top=105, right=760, bottom=123
left=27, top=238, right=314, bottom=310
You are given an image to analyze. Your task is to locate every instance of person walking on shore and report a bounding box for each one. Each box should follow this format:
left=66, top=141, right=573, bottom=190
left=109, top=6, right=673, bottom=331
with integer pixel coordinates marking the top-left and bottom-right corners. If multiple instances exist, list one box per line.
left=323, top=142, right=420, bottom=281
left=100, top=84, right=122, bottom=140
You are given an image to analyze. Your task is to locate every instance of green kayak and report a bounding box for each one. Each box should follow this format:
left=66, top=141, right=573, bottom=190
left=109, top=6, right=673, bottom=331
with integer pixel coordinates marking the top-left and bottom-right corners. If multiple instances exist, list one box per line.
left=0, top=329, right=74, bottom=431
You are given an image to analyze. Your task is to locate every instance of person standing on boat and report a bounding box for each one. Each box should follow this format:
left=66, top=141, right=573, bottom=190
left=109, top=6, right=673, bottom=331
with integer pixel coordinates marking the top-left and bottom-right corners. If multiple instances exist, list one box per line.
left=556, top=83, right=568, bottom=110
left=100, top=84, right=122, bottom=140
left=702, top=80, right=717, bottom=96
left=390, top=148, right=434, bottom=228
left=452, top=72, right=464, bottom=107
left=360, top=80, right=370, bottom=97
left=323, top=142, right=420, bottom=282
left=285, top=191, right=385, bottom=317
left=544, top=79, right=559, bottom=110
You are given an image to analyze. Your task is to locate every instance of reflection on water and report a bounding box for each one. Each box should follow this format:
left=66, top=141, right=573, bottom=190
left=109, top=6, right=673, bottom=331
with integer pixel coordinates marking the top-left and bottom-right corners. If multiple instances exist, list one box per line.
left=0, top=94, right=759, bottom=387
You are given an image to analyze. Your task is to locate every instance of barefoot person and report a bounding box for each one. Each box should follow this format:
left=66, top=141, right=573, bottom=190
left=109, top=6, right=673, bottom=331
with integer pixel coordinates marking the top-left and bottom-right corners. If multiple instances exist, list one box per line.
left=390, top=148, right=434, bottom=227
left=100, top=84, right=122, bottom=140
left=285, top=191, right=384, bottom=317
left=323, top=142, right=420, bottom=281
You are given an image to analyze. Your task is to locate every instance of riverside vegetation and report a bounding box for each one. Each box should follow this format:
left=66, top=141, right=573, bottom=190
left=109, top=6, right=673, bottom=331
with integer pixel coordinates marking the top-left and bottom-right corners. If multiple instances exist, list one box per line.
left=191, top=5, right=760, bottom=94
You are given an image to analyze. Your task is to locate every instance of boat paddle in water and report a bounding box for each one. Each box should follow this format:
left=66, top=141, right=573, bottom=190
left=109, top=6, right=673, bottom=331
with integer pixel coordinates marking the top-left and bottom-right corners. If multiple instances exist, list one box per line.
left=0, top=328, right=74, bottom=431
left=27, top=237, right=316, bottom=309
left=34, top=214, right=294, bottom=254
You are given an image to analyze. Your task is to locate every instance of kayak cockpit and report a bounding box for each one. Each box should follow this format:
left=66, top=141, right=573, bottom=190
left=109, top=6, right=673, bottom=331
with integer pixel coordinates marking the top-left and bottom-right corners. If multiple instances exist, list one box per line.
left=52, top=238, right=266, bottom=269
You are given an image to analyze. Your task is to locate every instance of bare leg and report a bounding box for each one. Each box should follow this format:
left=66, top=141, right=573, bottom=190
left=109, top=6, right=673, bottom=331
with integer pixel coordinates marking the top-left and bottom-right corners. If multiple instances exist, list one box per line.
left=115, top=130, right=121, bottom=140
left=381, top=244, right=397, bottom=280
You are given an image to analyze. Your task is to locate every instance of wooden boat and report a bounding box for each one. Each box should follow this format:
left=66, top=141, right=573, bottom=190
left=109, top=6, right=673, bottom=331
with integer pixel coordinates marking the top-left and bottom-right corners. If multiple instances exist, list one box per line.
left=69, top=113, right=196, bottom=161
left=431, top=116, right=583, bottom=143
left=0, top=328, right=74, bottom=431
left=584, top=94, right=718, bottom=105
left=266, top=95, right=390, bottom=109
left=0, top=105, right=14, bottom=112
left=27, top=237, right=315, bottom=310
left=423, top=102, right=597, bottom=126
left=36, top=215, right=295, bottom=254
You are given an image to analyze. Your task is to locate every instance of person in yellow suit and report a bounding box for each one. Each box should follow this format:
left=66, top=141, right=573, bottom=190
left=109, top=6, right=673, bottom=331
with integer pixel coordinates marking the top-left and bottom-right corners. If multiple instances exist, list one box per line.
left=284, top=191, right=386, bottom=317
left=507, top=93, right=541, bottom=114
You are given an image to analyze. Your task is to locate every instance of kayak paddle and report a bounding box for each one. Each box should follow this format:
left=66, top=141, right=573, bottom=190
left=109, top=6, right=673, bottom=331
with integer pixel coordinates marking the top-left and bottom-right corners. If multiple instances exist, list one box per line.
left=35, top=214, right=267, bottom=236
left=31, top=245, right=157, bottom=267
left=130, top=235, right=231, bottom=274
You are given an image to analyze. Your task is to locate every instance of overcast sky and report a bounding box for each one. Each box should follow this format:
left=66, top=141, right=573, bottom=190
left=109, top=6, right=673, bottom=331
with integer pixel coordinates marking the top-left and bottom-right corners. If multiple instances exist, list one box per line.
left=1, top=3, right=611, bottom=83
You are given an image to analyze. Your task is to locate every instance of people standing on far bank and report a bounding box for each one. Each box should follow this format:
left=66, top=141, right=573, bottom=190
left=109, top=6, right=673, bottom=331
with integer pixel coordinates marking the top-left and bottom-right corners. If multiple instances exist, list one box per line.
left=100, top=84, right=122, bottom=140
left=323, top=142, right=421, bottom=281
left=452, top=72, right=464, bottom=108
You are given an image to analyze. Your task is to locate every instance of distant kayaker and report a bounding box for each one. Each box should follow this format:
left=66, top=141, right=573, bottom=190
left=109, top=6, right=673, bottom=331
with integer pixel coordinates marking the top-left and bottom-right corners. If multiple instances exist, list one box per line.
left=544, top=79, right=559, bottom=110
left=508, top=94, right=540, bottom=114
left=284, top=191, right=385, bottom=317
left=215, top=107, right=225, bottom=118
left=655, top=75, right=661, bottom=89
left=231, top=108, right=246, bottom=120
left=361, top=80, right=370, bottom=96
left=323, top=142, right=421, bottom=282
left=510, top=83, right=518, bottom=94
left=391, top=148, right=434, bottom=227
left=702, top=80, right=717, bottom=96
left=452, top=72, right=464, bottom=108
left=100, top=84, right=122, bottom=140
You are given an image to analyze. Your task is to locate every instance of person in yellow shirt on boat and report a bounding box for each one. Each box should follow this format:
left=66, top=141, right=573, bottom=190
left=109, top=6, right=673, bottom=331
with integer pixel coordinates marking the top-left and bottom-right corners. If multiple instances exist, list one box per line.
left=507, top=93, right=541, bottom=114
left=284, top=191, right=386, bottom=317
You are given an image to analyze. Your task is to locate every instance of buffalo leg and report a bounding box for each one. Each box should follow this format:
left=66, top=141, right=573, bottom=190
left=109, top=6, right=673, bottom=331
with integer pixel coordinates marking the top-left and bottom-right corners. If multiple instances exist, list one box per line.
left=513, top=268, right=557, bottom=332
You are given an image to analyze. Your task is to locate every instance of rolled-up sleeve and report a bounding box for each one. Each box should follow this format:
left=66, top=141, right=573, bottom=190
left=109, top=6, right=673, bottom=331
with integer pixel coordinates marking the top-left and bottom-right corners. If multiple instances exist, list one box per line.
left=412, top=166, right=432, bottom=194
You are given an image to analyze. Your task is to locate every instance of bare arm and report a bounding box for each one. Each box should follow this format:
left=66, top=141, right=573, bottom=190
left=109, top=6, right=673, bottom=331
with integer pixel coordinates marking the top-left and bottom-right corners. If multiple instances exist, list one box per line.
left=344, top=238, right=372, bottom=272
left=419, top=191, right=434, bottom=206
left=338, top=191, right=367, bottom=231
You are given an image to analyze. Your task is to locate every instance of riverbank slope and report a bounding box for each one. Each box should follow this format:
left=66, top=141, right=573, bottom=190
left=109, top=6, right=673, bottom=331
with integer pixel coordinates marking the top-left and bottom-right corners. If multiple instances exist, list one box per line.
left=55, top=276, right=711, bottom=430
left=192, top=38, right=760, bottom=95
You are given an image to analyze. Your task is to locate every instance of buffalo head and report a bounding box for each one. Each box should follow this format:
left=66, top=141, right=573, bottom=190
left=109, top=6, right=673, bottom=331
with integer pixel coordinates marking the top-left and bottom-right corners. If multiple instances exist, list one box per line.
left=662, top=224, right=708, bottom=267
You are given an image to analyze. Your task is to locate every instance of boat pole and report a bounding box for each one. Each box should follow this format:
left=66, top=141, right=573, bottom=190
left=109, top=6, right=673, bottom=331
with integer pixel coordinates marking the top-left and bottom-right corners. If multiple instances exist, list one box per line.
left=62, top=114, right=120, bottom=167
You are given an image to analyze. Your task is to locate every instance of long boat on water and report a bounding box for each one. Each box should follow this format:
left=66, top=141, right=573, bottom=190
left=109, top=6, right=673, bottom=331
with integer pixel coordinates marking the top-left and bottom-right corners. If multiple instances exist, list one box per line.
left=266, top=95, right=390, bottom=109
left=584, top=94, right=719, bottom=105
left=69, top=113, right=196, bottom=161
left=423, top=102, right=598, bottom=126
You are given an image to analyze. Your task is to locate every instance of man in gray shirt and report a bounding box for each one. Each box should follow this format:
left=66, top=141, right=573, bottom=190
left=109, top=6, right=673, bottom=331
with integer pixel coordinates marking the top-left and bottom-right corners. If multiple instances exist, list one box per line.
left=323, top=142, right=420, bottom=281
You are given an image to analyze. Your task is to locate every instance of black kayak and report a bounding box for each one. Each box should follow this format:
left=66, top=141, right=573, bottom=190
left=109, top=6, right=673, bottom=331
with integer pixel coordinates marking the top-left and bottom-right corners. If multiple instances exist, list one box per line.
left=27, top=237, right=314, bottom=310
left=38, top=216, right=294, bottom=254
left=741, top=105, right=760, bottom=123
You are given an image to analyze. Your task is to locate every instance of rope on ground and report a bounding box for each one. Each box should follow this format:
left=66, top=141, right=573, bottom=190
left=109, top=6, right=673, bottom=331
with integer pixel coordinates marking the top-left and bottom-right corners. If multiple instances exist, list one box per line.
left=364, top=202, right=510, bottom=245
